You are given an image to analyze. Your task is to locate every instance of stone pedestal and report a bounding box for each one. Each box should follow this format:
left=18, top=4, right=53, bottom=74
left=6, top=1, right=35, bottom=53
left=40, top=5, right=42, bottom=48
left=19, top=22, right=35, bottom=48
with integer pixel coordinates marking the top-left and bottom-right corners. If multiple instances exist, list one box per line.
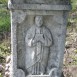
left=8, top=0, right=71, bottom=77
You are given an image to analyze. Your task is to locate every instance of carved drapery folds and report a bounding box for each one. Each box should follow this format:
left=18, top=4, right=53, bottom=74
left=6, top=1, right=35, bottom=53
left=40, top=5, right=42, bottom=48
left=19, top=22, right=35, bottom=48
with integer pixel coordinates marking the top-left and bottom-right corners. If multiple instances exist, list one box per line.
left=25, top=16, right=52, bottom=75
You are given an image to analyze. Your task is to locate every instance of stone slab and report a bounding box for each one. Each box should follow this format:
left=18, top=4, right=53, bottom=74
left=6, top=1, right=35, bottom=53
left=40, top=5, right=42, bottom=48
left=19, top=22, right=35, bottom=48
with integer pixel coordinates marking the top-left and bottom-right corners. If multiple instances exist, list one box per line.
left=9, top=0, right=71, bottom=77
left=8, top=4, right=71, bottom=10
left=27, top=75, right=49, bottom=77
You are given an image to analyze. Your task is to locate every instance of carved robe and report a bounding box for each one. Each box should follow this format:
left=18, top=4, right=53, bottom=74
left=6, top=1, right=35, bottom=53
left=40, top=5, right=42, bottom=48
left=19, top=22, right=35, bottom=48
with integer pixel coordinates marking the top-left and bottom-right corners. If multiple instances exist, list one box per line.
left=25, top=26, right=52, bottom=75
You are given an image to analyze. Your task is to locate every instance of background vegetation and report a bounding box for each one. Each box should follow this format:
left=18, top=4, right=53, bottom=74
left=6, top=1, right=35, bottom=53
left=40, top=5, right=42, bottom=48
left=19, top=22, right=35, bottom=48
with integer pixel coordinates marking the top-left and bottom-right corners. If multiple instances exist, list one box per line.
left=0, top=0, right=77, bottom=77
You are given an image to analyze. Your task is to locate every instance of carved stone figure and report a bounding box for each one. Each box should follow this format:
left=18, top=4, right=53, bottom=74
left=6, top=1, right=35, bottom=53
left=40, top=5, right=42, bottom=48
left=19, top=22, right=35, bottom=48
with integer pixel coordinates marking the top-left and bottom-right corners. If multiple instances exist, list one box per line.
left=25, top=16, right=52, bottom=75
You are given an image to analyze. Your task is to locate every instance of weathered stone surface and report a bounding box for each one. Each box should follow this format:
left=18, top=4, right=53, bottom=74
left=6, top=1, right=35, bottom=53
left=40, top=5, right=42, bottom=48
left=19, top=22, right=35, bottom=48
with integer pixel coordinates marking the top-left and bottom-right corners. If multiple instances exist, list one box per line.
left=8, top=4, right=71, bottom=10
left=8, top=0, right=71, bottom=77
left=16, top=69, right=25, bottom=77
left=25, top=16, right=52, bottom=75
left=12, top=0, right=71, bottom=4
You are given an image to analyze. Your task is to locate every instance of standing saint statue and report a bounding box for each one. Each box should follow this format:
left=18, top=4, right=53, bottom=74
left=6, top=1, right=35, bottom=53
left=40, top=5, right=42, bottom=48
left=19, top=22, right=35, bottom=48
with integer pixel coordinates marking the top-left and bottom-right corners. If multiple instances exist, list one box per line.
left=25, top=16, right=52, bottom=75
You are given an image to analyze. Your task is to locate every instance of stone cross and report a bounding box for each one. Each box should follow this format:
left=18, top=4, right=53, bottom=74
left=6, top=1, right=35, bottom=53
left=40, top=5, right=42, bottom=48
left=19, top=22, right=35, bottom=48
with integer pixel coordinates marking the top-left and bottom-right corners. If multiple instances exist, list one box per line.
left=8, top=0, right=71, bottom=77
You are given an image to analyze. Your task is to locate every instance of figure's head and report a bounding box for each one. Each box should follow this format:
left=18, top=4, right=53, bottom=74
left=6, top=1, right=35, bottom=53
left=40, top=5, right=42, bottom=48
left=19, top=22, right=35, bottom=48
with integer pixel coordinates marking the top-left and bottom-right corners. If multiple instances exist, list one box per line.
left=35, top=16, right=43, bottom=27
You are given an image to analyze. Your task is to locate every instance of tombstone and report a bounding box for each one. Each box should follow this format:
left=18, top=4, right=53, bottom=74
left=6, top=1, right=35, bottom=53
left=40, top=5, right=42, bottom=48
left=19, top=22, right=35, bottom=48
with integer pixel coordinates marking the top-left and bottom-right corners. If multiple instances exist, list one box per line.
left=8, top=0, right=71, bottom=77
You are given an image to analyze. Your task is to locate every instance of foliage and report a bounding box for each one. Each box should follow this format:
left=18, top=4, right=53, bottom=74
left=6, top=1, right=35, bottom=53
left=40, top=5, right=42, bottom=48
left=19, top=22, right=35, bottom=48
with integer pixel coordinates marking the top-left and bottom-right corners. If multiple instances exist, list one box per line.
left=0, top=73, right=2, bottom=77
left=0, top=0, right=8, bottom=4
left=68, top=0, right=77, bottom=32
left=0, top=9, right=10, bottom=33
left=71, top=0, right=77, bottom=10
left=0, top=40, right=10, bottom=57
left=0, top=0, right=10, bottom=40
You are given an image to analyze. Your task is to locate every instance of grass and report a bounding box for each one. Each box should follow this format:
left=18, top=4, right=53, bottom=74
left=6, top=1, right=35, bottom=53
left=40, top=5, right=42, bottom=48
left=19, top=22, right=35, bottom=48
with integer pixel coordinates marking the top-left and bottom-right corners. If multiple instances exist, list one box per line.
left=0, top=8, right=10, bottom=33
left=0, top=37, right=10, bottom=63
left=71, top=0, right=77, bottom=10
left=0, top=0, right=8, bottom=4
left=0, top=39, right=10, bottom=56
left=0, top=73, right=2, bottom=77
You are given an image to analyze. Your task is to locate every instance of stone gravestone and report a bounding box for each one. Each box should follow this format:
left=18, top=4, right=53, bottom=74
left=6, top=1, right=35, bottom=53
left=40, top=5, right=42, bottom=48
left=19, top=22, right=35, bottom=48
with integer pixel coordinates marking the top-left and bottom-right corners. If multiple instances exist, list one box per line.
left=8, top=0, right=71, bottom=77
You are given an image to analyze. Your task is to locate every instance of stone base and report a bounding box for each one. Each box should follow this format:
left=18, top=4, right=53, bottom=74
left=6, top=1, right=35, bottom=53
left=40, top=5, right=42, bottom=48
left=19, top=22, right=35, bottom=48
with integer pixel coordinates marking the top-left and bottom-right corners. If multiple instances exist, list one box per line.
left=27, top=75, right=49, bottom=77
left=27, top=73, right=64, bottom=77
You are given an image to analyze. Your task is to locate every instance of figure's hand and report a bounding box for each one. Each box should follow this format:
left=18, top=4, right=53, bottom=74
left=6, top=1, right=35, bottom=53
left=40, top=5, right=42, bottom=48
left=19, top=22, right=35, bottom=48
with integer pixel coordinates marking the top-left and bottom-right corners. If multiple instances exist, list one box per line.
left=34, top=34, right=44, bottom=42
left=32, top=39, right=37, bottom=44
left=28, top=38, right=37, bottom=47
